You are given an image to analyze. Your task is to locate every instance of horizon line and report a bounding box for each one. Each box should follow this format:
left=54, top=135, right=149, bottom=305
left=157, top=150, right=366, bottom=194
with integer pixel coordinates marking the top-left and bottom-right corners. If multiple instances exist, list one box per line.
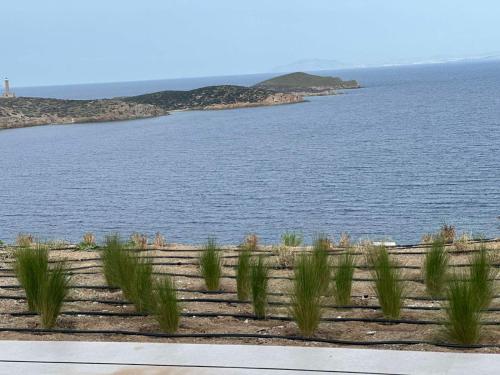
left=10, top=55, right=500, bottom=90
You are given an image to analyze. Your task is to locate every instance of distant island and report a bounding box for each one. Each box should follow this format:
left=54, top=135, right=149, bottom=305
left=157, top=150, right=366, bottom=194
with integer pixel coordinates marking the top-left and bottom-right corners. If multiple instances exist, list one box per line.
left=255, top=72, right=360, bottom=95
left=0, top=72, right=360, bottom=130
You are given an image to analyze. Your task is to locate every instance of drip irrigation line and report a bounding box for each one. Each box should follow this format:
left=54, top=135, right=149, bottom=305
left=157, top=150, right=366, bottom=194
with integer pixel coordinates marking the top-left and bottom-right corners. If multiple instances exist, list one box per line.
left=2, top=294, right=499, bottom=313
left=2, top=283, right=500, bottom=303
left=0, top=284, right=120, bottom=290
left=0, top=326, right=498, bottom=349
left=5, top=309, right=500, bottom=326
left=0, top=295, right=133, bottom=306
left=0, top=269, right=438, bottom=283
left=5, top=272, right=430, bottom=283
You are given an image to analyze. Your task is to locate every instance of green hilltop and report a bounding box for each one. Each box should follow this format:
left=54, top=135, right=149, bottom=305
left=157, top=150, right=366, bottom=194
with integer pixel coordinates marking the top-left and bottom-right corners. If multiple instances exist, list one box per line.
left=255, top=72, right=359, bottom=90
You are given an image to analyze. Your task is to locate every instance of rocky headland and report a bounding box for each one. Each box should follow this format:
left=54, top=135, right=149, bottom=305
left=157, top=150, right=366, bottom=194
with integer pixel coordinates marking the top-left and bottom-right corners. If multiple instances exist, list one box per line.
left=0, top=85, right=301, bottom=130
left=0, top=72, right=359, bottom=130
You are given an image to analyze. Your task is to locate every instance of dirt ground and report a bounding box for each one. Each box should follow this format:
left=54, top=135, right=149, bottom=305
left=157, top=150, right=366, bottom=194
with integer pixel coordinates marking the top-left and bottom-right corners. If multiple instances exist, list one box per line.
left=0, top=240, right=498, bottom=353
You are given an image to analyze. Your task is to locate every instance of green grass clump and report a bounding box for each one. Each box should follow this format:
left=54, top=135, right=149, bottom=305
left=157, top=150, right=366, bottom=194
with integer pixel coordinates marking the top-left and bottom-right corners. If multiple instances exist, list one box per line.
left=101, top=234, right=126, bottom=288
left=332, top=250, right=356, bottom=306
left=14, top=245, right=71, bottom=328
left=250, top=255, right=269, bottom=318
left=236, top=248, right=251, bottom=300
left=153, top=276, right=180, bottom=333
left=101, top=234, right=154, bottom=312
left=312, top=234, right=331, bottom=295
left=199, top=238, right=223, bottom=291
left=290, top=254, right=322, bottom=336
left=281, top=231, right=303, bottom=247
left=469, top=245, right=495, bottom=310
left=423, top=238, right=449, bottom=297
left=78, top=232, right=97, bottom=250
left=14, top=245, right=49, bottom=312
left=126, top=257, right=154, bottom=313
left=367, top=246, right=405, bottom=319
left=38, top=263, right=71, bottom=328
left=443, top=275, right=481, bottom=345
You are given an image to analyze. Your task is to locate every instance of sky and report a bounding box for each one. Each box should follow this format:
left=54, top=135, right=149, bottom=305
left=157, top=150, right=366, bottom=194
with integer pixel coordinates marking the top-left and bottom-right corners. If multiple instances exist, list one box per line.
left=2, top=0, right=500, bottom=87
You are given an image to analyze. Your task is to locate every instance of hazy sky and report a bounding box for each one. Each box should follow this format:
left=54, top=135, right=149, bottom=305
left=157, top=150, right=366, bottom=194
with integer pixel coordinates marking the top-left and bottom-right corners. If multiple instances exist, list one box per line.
left=2, top=0, right=500, bottom=87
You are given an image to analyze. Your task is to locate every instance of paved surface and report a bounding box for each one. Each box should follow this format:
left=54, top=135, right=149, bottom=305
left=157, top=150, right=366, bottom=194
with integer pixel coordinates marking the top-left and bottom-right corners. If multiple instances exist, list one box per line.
left=0, top=341, right=497, bottom=374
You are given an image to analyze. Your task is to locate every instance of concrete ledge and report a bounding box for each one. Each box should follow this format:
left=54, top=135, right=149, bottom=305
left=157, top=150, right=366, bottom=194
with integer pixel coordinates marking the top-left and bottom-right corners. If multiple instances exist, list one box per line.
left=0, top=341, right=497, bottom=374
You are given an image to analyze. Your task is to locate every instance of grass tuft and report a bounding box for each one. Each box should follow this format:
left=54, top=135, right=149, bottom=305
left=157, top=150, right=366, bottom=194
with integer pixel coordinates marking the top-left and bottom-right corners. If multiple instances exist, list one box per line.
left=423, top=238, right=449, bottom=298
left=443, top=274, right=481, bottom=345
left=469, top=245, right=496, bottom=310
left=312, top=234, right=331, bottom=295
left=236, top=247, right=252, bottom=300
left=199, top=238, right=223, bottom=291
left=439, top=224, right=456, bottom=243
left=38, top=263, right=71, bottom=328
left=16, top=233, right=35, bottom=248
left=290, top=254, right=322, bottom=336
left=367, top=246, right=405, bottom=319
left=14, top=245, right=49, bottom=312
left=14, top=245, right=71, bottom=327
left=244, top=233, right=259, bottom=251
left=281, top=231, right=303, bottom=247
left=101, top=234, right=126, bottom=288
left=126, top=257, right=154, bottom=313
left=153, top=232, right=167, bottom=249
left=250, top=255, right=269, bottom=318
left=332, top=250, right=356, bottom=306
left=78, top=232, right=97, bottom=249
left=101, top=234, right=154, bottom=312
left=129, top=232, right=148, bottom=250
left=153, top=276, right=180, bottom=333
left=338, top=232, right=351, bottom=248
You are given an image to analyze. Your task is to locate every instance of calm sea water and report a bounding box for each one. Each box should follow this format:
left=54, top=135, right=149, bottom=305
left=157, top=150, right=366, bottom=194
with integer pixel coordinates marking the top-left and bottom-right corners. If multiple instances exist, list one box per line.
left=1, top=62, right=499, bottom=244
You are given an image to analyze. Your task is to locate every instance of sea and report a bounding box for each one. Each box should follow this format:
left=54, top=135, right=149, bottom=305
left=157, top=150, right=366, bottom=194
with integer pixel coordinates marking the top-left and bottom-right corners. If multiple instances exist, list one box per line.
left=0, top=61, right=499, bottom=245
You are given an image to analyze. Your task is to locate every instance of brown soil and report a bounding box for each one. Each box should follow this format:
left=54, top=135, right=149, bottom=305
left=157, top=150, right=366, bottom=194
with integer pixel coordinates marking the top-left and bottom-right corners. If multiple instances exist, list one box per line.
left=0, top=241, right=498, bottom=353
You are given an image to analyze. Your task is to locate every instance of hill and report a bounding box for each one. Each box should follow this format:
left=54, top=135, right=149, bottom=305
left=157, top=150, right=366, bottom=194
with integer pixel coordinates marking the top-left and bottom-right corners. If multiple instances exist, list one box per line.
left=123, top=85, right=300, bottom=111
left=255, top=72, right=360, bottom=94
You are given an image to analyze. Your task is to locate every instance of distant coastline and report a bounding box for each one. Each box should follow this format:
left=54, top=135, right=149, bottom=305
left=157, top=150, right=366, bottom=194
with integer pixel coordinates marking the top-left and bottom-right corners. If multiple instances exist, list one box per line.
left=0, top=73, right=359, bottom=130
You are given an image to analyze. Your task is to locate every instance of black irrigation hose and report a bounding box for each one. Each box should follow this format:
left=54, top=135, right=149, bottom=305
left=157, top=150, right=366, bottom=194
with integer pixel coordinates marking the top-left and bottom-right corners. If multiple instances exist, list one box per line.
left=0, top=293, right=491, bottom=312
left=2, top=294, right=499, bottom=313
left=6, top=269, right=497, bottom=284
left=4, top=309, right=500, bottom=326
left=2, top=283, right=500, bottom=302
left=2, top=283, right=500, bottom=306
left=0, top=271, right=437, bottom=283
left=0, top=327, right=497, bottom=349
left=0, top=295, right=133, bottom=306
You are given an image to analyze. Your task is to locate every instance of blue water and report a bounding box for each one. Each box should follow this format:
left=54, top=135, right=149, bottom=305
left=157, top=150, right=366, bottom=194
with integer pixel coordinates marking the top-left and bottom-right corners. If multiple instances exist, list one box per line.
left=1, top=61, right=499, bottom=244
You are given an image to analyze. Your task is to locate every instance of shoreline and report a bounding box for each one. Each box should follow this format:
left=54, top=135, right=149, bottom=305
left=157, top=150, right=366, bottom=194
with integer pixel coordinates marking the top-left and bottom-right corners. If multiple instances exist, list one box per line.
left=1, top=72, right=361, bottom=131
left=0, top=96, right=307, bottom=132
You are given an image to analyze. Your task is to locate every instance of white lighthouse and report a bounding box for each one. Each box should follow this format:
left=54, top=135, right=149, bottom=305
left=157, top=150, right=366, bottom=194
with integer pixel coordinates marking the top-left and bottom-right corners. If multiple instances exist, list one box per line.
left=2, top=78, right=15, bottom=98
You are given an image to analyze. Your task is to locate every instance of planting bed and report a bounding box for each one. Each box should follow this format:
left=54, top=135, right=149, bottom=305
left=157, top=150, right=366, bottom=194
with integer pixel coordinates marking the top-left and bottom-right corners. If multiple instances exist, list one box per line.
left=0, top=240, right=499, bottom=352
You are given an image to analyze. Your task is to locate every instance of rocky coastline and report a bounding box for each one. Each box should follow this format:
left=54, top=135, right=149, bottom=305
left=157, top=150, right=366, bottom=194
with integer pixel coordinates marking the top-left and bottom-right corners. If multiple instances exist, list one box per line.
left=0, top=72, right=360, bottom=130
left=0, top=85, right=302, bottom=130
